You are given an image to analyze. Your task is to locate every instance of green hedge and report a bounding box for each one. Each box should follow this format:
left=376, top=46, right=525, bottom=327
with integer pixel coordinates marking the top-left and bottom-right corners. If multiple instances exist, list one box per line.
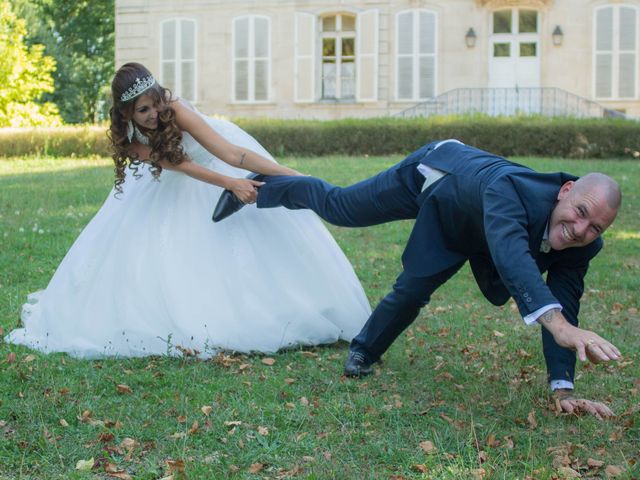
left=2, top=116, right=639, bottom=159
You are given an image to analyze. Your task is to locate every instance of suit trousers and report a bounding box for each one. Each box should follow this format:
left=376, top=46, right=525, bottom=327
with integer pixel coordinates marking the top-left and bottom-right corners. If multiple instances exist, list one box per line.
left=256, top=143, right=465, bottom=363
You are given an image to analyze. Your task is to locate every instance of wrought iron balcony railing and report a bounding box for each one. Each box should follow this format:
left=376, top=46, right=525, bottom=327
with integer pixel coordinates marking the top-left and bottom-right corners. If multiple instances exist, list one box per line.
left=396, top=88, right=625, bottom=119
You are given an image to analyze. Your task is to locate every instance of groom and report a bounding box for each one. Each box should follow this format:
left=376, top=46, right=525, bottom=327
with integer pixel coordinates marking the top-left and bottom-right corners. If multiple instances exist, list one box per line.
left=214, top=140, right=622, bottom=418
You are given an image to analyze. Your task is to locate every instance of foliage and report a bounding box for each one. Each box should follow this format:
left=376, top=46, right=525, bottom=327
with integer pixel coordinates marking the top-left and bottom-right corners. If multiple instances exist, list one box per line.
left=14, top=0, right=115, bottom=124
left=2, top=115, right=640, bottom=159
left=0, top=155, right=638, bottom=478
left=0, top=0, right=61, bottom=127
left=236, top=115, right=640, bottom=159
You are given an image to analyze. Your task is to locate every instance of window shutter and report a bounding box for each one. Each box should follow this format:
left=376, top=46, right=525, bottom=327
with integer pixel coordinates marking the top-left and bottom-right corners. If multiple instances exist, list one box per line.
left=161, top=21, right=177, bottom=92
left=397, top=12, right=414, bottom=100
left=294, top=12, right=315, bottom=103
left=356, top=9, right=378, bottom=102
left=618, top=7, right=636, bottom=98
left=596, top=7, right=613, bottom=51
left=419, top=11, right=436, bottom=98
left=595, top=54, right=613, bottom=98
left=254, top=17, right=270, bottom=101
left=180, top=20, right=196, bottom=101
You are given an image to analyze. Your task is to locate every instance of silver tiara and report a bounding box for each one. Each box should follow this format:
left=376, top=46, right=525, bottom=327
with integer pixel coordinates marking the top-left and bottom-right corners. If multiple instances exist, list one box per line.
left=120, top=75, right=156, bottom=102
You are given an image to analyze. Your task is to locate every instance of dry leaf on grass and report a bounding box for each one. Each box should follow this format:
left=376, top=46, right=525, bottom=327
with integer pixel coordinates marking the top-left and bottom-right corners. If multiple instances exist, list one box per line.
left=75, top=458, right=94, bottom=471
left=419, top=440, right=437, bottom=454
left=116, top=384, right=132, bottom=394
left=261, top=357, right=276, bottom=366
left=201, top=405, right=212, bottom=416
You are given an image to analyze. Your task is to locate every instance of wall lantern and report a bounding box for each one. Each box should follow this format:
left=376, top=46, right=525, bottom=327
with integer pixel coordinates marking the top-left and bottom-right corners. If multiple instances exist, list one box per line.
left=465, top=28, right=477, bottom=48
left=552, top=26, right=563, bottom=46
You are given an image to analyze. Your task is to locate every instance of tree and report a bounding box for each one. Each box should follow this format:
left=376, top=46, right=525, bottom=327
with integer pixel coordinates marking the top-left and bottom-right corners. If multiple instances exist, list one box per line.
left=0, top=0, right=61, bottom=127
left=15, top=0, right=114, bottom=124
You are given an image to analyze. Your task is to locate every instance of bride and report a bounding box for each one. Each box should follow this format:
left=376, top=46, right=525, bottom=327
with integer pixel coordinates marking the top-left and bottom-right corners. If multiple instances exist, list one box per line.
left=6, top=62, right=371, bottom=358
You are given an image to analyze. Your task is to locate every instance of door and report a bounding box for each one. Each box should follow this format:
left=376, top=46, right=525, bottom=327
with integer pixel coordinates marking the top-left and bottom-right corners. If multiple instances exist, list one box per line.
left=488, top=9, right=541, bottom=114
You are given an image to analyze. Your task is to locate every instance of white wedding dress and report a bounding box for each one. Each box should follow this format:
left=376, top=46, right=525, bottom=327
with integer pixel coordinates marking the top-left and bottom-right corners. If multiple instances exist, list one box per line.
left=6, top=116, right=371, bottom=358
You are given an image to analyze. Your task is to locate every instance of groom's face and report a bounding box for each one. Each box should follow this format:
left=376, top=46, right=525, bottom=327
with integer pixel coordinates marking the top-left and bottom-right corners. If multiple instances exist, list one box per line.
left=548, top=181, right=617, bottom=250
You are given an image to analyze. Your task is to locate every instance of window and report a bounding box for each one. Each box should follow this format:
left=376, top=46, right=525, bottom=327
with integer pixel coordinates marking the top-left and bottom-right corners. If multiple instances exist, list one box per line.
left=491, top=9, right=538, bottom=60
left=233, top=16, right=270, bottom=102
left=160, top=19, right=196, bottom=102
left=321, top=14, right=356, bottom=100
left=396, top=10, right=437, bottom=101
left=594, top=5, right=637, bottom=99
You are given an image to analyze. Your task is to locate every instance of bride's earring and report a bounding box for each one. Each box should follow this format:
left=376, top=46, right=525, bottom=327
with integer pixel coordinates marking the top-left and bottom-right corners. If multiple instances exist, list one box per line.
left=126, top=120, right=134, bottom=143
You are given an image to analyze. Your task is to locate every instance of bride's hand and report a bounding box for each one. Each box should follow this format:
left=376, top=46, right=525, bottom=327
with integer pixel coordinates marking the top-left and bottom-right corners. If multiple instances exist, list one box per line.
left=229, top=178, right=264, bottom=204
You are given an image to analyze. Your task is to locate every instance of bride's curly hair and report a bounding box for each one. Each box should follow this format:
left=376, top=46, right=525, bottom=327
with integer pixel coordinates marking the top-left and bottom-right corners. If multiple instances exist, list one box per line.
left=108, top=62, right=188, bottom=195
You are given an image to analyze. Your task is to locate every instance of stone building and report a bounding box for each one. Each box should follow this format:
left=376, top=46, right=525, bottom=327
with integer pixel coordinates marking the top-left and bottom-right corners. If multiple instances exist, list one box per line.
left=115, top=0, right=640, bottom=118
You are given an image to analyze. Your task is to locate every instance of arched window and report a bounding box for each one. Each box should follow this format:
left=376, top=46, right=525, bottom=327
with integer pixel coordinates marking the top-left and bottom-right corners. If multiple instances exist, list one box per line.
left=233, top=15, right=271, bottom=102
left=160, top=19, right=197, bottom=102
left=594, top=4, right=638, bottom=99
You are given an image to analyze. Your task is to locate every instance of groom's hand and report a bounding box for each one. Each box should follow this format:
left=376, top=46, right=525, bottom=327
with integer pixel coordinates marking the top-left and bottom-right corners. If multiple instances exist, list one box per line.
left=553, top=389, right=614, bottom=420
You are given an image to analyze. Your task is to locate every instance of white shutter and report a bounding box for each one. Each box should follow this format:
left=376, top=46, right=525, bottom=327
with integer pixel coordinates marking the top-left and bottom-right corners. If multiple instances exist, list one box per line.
left=233, top=17, right=249, bottom=101
left=161, top=20, right=177, bottom=92
left=595, top=54, right=613, bottom=98
left=254, top=17, right=270, bottom=101
left=596, top=7, right=613, bottom=51
left=294, top=12, right=315, bottom=103
left=356, top=9, right=378, bottom=102
left=594, top=7, right=613, bottom=98
left=180, top=20, right=196, bottom=101
left=396, top=12, right=413, bottom=100
left=618, top=7, right=636, bottom=98
left=419, top=11, right=437, bottom=98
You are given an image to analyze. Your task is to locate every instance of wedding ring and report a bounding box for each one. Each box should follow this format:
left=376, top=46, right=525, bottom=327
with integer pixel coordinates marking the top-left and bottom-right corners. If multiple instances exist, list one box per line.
left=587, top=339, right=595, bottom=347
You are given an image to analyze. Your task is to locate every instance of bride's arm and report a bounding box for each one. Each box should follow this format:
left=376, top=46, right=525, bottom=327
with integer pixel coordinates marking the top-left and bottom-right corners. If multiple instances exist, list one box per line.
left=171, top=100, right=301, bottom=176
left=126, top=143, right=263, bottom=204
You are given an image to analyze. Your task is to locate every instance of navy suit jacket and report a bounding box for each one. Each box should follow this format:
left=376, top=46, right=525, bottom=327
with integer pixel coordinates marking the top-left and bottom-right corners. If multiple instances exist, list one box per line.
left=399, top=142, right=603, bottom=383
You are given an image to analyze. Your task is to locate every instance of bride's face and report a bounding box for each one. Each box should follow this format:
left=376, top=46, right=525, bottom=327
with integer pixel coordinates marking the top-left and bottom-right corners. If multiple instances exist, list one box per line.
left=132, top=94, right=159, bottom=130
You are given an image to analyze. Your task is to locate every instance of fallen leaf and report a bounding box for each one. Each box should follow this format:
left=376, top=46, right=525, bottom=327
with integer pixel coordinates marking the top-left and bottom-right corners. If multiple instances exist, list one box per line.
left=411, top=464, right=428, bottom=473
left=59, top=419, right=69, bottom=427
left=116, top=384, right=133, bottom=394
left=527, top=410, right=538, bottom=429
left=470, top=468, right=486, bottom=479
left=201, top=405, right=212, bottom=416
left=75, top=458, right=95, bottom=471
left=258, top=426, right=269, bottom=436
left=224, top=420, right=242, bottom=427
left=300, top=397, right=309, bottom=406
left=493, top=330, right=505, bottom=337
left=557, top=466, right=581, bottom=478
left=249, top=463, right=264, bottom=473
left=604, top=465, right=623, bottom=477
left=188, top=421, right=199, bottom=434
left=165, top=459, right=185, bottom=474
left=106, top=469, right=132, bottom=480
left=419, top=440, right=437, bottom=454
left=587, top=458, right=604, bottom=468
left=261, top=357, right=276, bottom=366
left=120, top=437, right=138, bottom=461
left=5, top=352, right=16, bottom=363
left=284, top=378, right=295, bottom=385
left=23, top=354, right=36, bottom=362
left=486, top=434, right=500, bottom=448
left=98, top=432, right=115, bottom=443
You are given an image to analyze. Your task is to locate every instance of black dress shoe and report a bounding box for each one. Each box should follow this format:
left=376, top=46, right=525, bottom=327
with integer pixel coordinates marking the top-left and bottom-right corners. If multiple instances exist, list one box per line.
left=343, top=350, right=373, bottom=377
left=212, top=173, right=265, bottom=222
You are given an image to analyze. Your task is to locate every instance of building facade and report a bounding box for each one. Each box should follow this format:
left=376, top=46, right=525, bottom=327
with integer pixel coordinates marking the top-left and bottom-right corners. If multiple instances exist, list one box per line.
left=115, top=0, right=640, bottom=118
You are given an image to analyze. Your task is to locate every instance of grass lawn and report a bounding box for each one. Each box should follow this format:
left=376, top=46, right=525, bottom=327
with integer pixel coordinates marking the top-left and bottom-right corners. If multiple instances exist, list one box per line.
left=0, top=154, right=638, bottom=479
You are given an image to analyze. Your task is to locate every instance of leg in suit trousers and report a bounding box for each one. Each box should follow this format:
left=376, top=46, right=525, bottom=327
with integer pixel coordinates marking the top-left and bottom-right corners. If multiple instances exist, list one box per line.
left=255, top=147, right=463, bottom=365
